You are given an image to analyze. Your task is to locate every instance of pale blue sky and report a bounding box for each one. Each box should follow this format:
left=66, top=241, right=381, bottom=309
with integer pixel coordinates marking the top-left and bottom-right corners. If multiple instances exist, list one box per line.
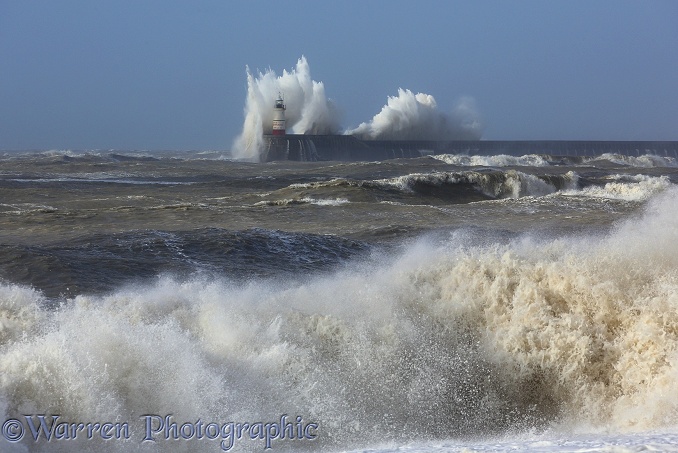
left=1, top=0, right=676, bottom=150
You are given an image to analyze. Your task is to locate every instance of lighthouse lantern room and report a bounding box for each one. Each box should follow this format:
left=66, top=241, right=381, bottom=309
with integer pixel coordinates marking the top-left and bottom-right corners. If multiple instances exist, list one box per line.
left=272, top=94, right=286, bottom=136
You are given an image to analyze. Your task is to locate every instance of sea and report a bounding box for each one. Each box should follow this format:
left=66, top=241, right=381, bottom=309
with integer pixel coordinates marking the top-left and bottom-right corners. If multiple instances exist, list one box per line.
left=1, top=149, right=677, bottom=452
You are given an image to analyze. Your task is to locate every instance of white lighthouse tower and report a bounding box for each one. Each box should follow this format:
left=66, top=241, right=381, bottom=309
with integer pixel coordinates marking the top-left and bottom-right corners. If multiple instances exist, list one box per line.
left=272, top=93, right=286, bottom=136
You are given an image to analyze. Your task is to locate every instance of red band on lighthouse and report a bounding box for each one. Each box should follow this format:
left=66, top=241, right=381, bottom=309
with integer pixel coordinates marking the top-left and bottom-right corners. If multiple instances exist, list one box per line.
left=272, top=94, right=286, bottom=136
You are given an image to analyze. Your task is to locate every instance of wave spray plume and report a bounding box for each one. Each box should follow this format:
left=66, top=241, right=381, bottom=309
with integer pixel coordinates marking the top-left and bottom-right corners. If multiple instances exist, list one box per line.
left=347, top=88, right=483, bottom=140
left=232, top=56, right=341, bottom=161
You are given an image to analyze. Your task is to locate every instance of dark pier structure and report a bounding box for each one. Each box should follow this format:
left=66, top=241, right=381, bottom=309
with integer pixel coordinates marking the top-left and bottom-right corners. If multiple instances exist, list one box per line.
left=263, top=135, right=678, bottom=162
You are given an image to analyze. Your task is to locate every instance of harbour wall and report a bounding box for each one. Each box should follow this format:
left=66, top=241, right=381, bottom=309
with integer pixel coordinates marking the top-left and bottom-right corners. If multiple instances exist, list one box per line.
left=263, top=135, right=678, bottom=162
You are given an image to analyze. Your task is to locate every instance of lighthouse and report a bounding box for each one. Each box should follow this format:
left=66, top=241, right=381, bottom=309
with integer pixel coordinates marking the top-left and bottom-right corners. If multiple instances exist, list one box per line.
left=272, top=93, right=286, bottom=136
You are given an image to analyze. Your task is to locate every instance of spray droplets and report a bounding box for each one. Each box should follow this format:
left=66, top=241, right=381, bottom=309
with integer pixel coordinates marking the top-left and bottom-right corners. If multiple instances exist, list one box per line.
left=232, top=56, right=483, bottom=161
left=347, top=88, right=482, bottom=141
left=232, top=56, right=341, bottom=160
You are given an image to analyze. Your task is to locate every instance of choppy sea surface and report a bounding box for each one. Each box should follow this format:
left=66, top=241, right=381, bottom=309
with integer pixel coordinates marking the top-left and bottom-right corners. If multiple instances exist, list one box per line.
left=1, top=149, right=678, bottom=452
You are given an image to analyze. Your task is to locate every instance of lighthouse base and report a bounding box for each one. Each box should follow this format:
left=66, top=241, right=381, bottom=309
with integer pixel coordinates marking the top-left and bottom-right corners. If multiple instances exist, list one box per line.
left=263, top=135, right=321, bottom=162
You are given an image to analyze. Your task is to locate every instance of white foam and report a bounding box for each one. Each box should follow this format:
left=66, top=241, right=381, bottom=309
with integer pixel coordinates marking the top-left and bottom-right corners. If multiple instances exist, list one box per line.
left=231, top=57, right=483, bottom=161
left=562, top=174, right=671, bottom=201
left=1, top=187, right=678, bottom=450
left=346, top=89, right=482, bottom=140
left=431, top=154, right=550, bottom=167
left=253, top=197, right=350, bottom=207
left=374, top=170, right=571, bottom=198
left=592, top=153, right=678, bottom=168
left=343, top=431, right=678, bottom=452
left=0, top=284, right=46, bottom=346
left=232, top=56, right=341, bottom=161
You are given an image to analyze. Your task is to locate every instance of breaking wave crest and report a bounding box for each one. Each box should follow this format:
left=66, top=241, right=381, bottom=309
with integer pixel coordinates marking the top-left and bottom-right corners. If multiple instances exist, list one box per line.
left=374, top=170, right=573, bottom=199
left=1, top=187, right=677, bottom=451
left=253, top=197, right=350, bottom=207
left=431, top=154, right=551, bottom=167
left=562, top=174, right=672, bottom=201
left=590, top=153, right=678, bottom=168
left=282, top=171, right=672, bottom=205
left=287, top=170, right=578, bottom=201
left=431, top=153, right=678, bottom=169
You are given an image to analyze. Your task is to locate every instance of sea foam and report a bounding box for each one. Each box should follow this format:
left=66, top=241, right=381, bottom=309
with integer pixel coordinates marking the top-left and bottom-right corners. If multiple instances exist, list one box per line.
left=1, top=187, right=677, bottom=451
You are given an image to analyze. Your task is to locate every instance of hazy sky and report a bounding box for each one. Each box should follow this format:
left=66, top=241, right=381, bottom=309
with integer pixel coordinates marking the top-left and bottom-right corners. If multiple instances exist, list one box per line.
left=1, top=1, right=677, bottom=150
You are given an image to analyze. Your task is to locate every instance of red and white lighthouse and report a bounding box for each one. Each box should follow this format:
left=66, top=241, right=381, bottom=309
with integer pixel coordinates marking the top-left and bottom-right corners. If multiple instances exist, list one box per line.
left=272, top=93, right=286, bottom=136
